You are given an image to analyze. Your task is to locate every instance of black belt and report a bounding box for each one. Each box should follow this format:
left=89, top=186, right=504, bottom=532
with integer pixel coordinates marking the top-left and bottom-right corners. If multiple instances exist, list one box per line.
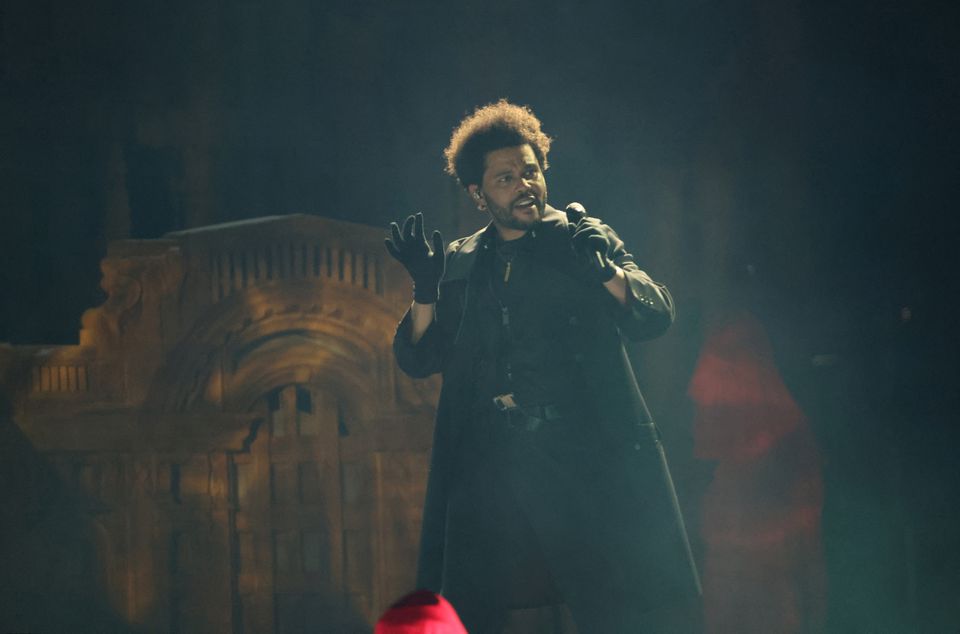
left=491, top=393, right=570, bottom=431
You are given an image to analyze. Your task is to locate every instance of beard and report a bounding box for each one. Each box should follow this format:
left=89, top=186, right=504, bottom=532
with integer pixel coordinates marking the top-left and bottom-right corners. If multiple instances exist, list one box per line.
left=487, top=189, right=548, bottom=232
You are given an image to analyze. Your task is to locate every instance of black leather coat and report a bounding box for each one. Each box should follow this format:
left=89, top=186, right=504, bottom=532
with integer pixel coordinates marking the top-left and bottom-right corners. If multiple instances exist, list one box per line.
left=393, top=205, right=701, bottom=612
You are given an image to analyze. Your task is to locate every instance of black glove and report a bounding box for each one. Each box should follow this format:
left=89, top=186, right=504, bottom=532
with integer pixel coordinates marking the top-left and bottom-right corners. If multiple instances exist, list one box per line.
left=385, top=212, right=445, bottom=303
left=565, top=202, right=617, bottom=283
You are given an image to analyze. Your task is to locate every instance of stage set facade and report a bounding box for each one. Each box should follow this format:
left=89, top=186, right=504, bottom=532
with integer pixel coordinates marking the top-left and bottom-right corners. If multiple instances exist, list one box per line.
left=0, top=215, right=441, bottom=633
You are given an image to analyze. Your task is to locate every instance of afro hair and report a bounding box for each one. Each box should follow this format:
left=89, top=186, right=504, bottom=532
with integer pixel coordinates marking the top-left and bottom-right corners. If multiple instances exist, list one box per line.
left=443, top=99, right=553, bottom=189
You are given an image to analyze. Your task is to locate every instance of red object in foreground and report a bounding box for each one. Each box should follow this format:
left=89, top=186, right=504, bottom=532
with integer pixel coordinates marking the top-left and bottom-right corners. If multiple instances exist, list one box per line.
left=375, top=590, right=468, bottom=634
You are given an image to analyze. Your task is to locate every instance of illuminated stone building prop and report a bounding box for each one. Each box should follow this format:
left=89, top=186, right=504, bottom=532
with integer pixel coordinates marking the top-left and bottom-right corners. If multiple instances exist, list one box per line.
left=0, top=215, right=439, bottom=633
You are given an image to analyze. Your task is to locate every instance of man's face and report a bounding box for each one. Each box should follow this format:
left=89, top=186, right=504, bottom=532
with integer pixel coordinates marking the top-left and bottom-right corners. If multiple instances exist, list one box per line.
left=470, top=144, right=547, bottom=238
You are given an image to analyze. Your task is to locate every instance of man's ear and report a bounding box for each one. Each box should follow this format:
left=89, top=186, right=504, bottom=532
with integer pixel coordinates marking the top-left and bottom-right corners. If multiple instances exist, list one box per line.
left=467, top=185, right=485, bottom=209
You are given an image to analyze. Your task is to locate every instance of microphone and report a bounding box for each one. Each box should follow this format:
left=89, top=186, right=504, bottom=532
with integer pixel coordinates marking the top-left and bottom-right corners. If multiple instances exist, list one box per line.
left=565, top=202, right=606, bottom=270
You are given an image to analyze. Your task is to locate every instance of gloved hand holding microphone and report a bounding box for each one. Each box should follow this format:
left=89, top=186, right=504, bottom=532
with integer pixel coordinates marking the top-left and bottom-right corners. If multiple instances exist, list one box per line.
left=565, top=202, right=618, bottom=284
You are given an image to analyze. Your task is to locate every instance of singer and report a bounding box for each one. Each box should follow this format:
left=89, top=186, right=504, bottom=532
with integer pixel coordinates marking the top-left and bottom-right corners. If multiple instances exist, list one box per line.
left=386, top=100, right=700, bottom=633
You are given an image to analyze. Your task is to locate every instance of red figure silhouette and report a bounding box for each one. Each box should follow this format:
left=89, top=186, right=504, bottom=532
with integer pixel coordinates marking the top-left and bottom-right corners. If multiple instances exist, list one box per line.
left=689, top=311, right=826, bottom=633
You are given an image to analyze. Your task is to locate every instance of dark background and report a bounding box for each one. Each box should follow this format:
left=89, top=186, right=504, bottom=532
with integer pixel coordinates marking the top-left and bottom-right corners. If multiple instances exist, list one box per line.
left=1, top=0, right=957, bottom=631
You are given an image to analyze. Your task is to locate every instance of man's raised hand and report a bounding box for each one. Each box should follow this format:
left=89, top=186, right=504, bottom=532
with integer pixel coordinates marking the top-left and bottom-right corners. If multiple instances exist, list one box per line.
left=385, top=212, right=445, bottom=304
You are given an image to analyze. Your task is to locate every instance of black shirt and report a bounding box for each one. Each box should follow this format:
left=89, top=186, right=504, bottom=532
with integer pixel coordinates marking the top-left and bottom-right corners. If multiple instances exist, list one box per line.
left=471, top=228, right=587, bottom=414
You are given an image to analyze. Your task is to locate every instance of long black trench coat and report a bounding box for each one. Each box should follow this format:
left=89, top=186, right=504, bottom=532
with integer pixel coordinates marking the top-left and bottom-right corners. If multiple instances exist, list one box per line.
left=393, top=205, right=701, bottom=616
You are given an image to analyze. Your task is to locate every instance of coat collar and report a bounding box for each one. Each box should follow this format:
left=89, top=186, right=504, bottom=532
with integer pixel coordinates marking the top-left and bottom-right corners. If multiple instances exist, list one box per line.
left=443, top=205, right=567, bottom=282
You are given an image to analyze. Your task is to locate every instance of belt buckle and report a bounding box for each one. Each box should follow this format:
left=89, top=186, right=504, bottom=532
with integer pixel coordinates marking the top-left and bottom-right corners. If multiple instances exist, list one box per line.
left=492, top=393, right=518, bottom=411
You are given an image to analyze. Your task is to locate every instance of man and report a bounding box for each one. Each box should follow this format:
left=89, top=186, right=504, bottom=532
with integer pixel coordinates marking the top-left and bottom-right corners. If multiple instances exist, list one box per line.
left=386, top=100, right=700, bottom=633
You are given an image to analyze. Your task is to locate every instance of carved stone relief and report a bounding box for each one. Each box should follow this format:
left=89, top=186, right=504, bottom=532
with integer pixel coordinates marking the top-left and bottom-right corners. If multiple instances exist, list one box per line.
left=3, top=215, right=437, bottom=633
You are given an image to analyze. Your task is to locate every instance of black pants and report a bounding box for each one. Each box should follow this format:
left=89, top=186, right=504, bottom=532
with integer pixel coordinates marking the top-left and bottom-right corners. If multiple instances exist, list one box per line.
left=441, top=419, right=654, bottom=634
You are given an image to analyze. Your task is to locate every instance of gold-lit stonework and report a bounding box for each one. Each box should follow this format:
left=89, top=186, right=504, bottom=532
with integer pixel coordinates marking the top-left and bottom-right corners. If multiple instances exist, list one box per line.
left=0, top=214, right=439, bottom=633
